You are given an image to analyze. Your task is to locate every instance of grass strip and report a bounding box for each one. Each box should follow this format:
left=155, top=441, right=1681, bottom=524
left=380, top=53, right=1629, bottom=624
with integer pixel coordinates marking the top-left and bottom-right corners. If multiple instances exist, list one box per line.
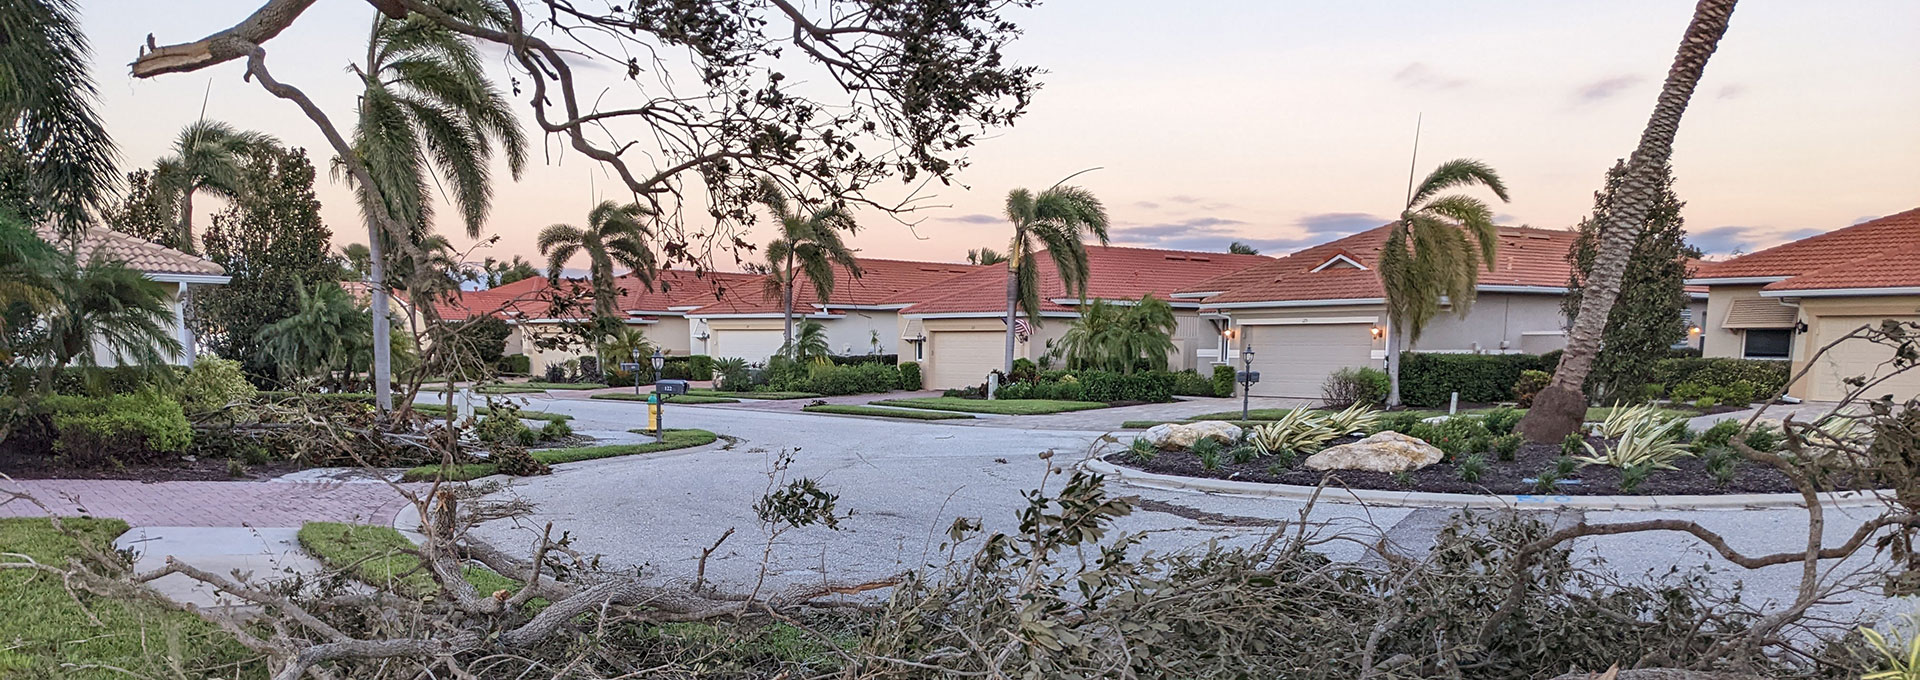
left=0, top=518, right=255, bottom=678
left=688, top=389, right=822, bottom=400
left=401, top=429, right=718, bottom=482
left=802, top=404, right=974, bottom=420
left=592, top=393, right=739, bottom=404
left=298, top=522, right=519, bottom=599
left=868, top=397, right=1107, bottom=415
left=412, top=403, right=573, bottom=422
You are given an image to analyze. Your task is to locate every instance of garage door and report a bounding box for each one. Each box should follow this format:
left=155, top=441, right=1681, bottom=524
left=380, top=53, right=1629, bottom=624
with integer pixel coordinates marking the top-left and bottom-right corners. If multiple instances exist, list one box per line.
left=1243, top=323, right=1375, bottom=399
left=713, top=329, right=786, bottom=362
left=928, top=330, right=1004, bottom=389
left=1808, top=315, right=1920, bottom=402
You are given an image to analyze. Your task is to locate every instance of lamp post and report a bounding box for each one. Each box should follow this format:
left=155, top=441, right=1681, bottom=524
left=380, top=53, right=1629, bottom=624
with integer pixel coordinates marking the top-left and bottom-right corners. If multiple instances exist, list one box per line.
left=1240, top=345, right=1255, bottom=421
left=630, top=348, right=642, bottom=396
left=650, top=349, right=666, bottom=443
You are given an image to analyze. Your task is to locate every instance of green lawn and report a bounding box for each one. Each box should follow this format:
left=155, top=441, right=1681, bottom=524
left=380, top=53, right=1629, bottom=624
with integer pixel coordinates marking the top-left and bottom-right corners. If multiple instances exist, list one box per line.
left=512, top=381, right=609, bottom=390
left=412, top=403, right=574, bottom=422
left=402, top=429, right=718, bottom=481
left=0, top=518, right=260, bottom=678
left=868, top=397, right=1108, bottom=415
left=689, top=389, right=822, bottom=400
left=802, top=404, right=975, bottom=420
left=592, top=393, right=739, bottom=404
left=298, top=522, right=518, bottom=599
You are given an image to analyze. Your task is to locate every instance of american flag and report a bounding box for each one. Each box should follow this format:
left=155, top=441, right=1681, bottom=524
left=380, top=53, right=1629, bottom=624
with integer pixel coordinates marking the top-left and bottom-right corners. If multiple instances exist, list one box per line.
left=1005, top=317, right=1031, bottom=336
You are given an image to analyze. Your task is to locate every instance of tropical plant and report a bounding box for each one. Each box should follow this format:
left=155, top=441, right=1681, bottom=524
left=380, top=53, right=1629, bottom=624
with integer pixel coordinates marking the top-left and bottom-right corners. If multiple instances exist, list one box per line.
left=1861, top=614, right=1920, bottom=680
left=966, top=247, right=1007, bottom=265
left=1054, top=296, right=1176, bottom=373
left=1250, top=409, right=1339, bottom=457
left=33, top=252, right=184, bottom=370
left=999, top=183, right=1110, bottom=373
left=538, top=200, right=659, bottom=328
left=1493, top=433, right=1523, bottom=462
left=1127, top=437, right=1157, bottom=463
left=598, top=327, right=655, bottom=368
left=153, top=120, right=280, bottom=252
left=755, top=178, right=861, bottom=352
left=1456, top=453, right=1488, bottom=483
left=712, top=357, right=750, bottom=391
left=0, top=0, right=116, bottom=233
left=1378, top=158, right=1510, bottom=407
left=1574, top=421, right=1693, bottom=470
left=0, top=215, right=60, bottom=361
left=255, top=279, right=373, bottom=388
left=481, top=255, right=540, bottom=288
left=1519, top=0, right=1739, bottom=442
left=782, top=319, right=832, bottom=364
left=1592, top=403, right=1684, bottom=441
left=1562, top=160, right=1699, bottom=403
left=1193, top=437, right=1224, bottom=471
left=1320, top=403, right=1383, bottom=436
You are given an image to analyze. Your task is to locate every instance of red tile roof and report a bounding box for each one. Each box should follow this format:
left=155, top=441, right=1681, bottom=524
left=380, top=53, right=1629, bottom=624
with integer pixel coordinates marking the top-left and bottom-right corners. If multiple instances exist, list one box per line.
left=1186, top=224, right=1579, bottom=305
left=34, top=224, right=225, bottom=277
left=901, top=245, right=1273, bottom=315
left=1689, top=208, right=1920, bottom=293
left=436, top=269, right=760, bottom=321
left=686, top=258, right=978, bottom=316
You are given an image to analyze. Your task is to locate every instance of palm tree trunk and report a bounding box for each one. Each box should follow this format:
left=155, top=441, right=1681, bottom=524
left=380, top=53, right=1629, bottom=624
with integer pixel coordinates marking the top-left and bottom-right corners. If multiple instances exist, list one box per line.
left=1003, top=265, right=1019, bottom=377
left=367, top=224, right=393, bottom=411
left=783, top=283, right=796, bottom=358
left=1385, top=325, right=1402, bottom=408
left=1517, top=0, right=1737, bottom=442
left=177, top=188, right=196, bottom=253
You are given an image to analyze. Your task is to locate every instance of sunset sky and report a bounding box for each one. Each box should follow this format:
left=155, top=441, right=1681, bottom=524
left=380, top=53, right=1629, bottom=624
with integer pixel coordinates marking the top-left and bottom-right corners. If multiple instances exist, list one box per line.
left=82, top=1, right=1920, bottom=271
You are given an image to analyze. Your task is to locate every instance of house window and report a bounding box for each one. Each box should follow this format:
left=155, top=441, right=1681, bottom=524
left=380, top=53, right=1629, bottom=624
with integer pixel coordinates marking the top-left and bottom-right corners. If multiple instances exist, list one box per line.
left=1742, top=329, right=1791, bottom=360
left=913, top=339, right=925, bottom=361
left=1671, top=308, right=1694, bottom=349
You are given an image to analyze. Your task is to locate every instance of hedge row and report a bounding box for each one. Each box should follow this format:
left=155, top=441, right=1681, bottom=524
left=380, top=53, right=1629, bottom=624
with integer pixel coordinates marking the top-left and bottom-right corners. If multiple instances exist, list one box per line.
left=1651, top=357, right=1790, bottom=396
left=1396, top=351, right=1789, bottom=407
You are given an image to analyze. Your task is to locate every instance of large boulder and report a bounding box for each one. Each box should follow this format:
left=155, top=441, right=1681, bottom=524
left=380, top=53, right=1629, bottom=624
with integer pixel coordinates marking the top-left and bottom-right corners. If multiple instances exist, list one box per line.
left=1303, top=431, right=1443, bottom=473
left=1143, top=421, right=1243, bottom=450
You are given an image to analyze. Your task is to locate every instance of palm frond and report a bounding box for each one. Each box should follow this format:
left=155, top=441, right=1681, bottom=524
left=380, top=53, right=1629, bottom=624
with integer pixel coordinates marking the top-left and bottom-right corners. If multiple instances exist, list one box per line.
left=1408, top=158, right=1510, bottom=208
left=0, top=0, right=118, bottom=232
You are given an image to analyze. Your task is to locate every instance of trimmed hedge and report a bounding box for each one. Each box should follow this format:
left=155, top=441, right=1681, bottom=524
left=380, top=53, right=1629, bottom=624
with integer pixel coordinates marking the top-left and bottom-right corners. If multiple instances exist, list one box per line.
left=1652, top=357, right=1790, bottom=397
left=898, top=361, right=923, bottom=390
left=1212, top=364, right=1235, bottom=398
left=39, top=391, right=193, bottom=465
left=498, top=354, right=531, bottom=375
left=1397, top=352, right=1555, bottom=407
left=1170, top=369, right=1214, bottom=397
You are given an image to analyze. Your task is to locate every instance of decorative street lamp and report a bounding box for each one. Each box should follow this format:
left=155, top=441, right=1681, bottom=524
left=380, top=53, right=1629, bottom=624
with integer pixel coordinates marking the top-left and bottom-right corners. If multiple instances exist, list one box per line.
left=650, top=349, right=665, bottom=383
left=630, top=347, right=642, bottom=396
left=650, top=349, right=667, bottom=443
left=1240, top=345, right=1256, bottom=421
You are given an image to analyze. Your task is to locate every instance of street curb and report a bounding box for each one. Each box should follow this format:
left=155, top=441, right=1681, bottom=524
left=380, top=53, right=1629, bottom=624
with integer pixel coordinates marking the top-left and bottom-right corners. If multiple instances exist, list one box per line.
left=1080, top=458, right=1888, bottom=511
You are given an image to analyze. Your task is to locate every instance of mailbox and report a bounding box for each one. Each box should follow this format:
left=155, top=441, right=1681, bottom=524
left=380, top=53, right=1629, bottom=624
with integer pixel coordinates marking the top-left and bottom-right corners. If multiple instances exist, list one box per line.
left=654, top=379, right=690, bottom=395
left=619, top=362, right=641, bottom=371
left=1236, top=371, right=1260, bottom=384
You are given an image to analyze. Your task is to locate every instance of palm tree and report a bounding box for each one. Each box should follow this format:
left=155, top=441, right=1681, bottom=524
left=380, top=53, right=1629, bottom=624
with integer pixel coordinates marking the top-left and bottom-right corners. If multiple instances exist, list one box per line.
left=786, top=319, right=831, bottom=364
left=346, top=0, right=527, bottom=410
left=41, top=253, right=184, bottom=369
left=1000, top=184, right=1110, bottom=374
left=256, top=278, right=370, bottom=388
left=755, top=179, right=861, bottom=352
left=1054, top=296, right=1176, bottom=373
left=0, top=0, right=117, bottom=233
left=1378, top=159, right=1510, bottom=407
left=154, top=120, right=279, bottom=253
left=967, top=247, right=1007, bottom=265
left=1518, top=0, right=1739, bottom=442
left=1227, top=242, right=1260, bottom=256
left=538, top=201, right=658, bottom=340
left=0, top=216, right=60, bottom=357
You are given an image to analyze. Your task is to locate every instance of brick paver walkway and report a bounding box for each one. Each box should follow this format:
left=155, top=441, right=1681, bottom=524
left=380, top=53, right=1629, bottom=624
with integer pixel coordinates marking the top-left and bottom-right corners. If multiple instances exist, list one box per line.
left=0, top=480, right=420, bottom=528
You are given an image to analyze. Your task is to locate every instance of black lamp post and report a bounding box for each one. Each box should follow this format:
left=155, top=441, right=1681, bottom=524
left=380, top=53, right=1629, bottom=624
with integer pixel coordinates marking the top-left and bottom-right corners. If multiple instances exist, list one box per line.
left=630, top=347, right=642, bottom=395
left=1240, top=345, right=1255, bottom=421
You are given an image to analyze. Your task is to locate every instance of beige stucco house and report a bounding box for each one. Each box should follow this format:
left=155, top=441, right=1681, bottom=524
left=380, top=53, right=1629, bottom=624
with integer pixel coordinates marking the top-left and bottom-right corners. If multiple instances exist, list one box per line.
left=1689, top=207, right=1920, bottom=402
left=440, top=269, right=759, bottom=375
left=34, top=225, right=229, bottom=365
left=896, top=246, right=1274, bottom=389
left=1182, top=224, right=1706, bottom=399
left=685, top=258, right=979, bottom=362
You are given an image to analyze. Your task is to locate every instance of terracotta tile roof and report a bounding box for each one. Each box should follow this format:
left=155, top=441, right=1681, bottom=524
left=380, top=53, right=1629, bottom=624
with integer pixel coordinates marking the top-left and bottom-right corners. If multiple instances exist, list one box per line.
left=434, top=269, right=760, bottom=321
left=901, top=245, right=1273, bottom=315
left=33, top=225, right=225, bottom=277
left=686, top=258, right=978, bottom=316
left=1761, top=243, right=1920, bottom=293
left=1190, top=224, right=1578, bottom=305
left=1693, top=207, right=1920, bottom=283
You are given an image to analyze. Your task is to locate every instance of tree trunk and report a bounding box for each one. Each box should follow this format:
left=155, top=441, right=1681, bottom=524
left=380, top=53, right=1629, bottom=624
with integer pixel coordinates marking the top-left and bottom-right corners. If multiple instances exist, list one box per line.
left=177, top=188, right=196, bottom=253
left=1385, top=325, right=1402, bottom=408
left=368, top=225, right=393, bottom=411
left=783, top=283, right=795, bottom=358
left=1003, top=265, right=1019, bottom=376
left=1517, top=0, right=1737, bottom=442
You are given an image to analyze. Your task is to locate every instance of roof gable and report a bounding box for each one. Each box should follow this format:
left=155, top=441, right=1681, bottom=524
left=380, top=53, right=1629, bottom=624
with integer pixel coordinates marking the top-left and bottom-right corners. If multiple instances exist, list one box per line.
left=1192, top=224, right=1579, bottom=306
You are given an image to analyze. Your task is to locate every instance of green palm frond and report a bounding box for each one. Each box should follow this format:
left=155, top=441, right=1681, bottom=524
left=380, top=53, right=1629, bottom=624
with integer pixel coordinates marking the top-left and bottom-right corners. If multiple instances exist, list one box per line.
left=0, top=0, right=118, bottom=233
left=1001, top=184, right=1107, bottom=338
left=1408, top=158, right=1510, bottom=207
left=754, top=179, right=862, bottom=354
left=1381, top=160, right=1510, bottom=345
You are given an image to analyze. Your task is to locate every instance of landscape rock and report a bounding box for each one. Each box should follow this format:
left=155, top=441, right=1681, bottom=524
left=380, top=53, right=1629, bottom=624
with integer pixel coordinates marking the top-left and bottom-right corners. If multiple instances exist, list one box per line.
left=1143, top=421, right=1243, bottom=450
left=1303, top=431, right=1443, bottom=473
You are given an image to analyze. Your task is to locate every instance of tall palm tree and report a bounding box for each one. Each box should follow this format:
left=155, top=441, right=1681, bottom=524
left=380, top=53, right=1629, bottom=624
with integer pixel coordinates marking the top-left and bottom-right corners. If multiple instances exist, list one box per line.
left=153, top=120, right=279, bottom=253
left=1000, top=184, right=1110, bottom=374
left=538, top=200, right=658, bottom=328
left=1519, top=0, right=1739, bottom=442
left=0, top=0, right=117, bottom=234
left=755, top=179, right=861, bottom=352
left=0, top=216, right=62, bottom=364
left=347, top=0, right=527, bottom=410
left=1378, top=159, right=1509, bottom=407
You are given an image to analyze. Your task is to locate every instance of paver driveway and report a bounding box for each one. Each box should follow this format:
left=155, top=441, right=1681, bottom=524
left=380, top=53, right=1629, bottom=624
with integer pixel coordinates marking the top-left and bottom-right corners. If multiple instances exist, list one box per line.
left=470, top=395, right=1905, bottom=625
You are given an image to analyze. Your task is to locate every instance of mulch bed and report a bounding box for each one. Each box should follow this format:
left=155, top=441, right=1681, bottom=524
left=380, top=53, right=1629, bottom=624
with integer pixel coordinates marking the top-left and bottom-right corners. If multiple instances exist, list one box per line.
left=1108, top=435, right=1860, bottom=496
left=0, top=450, right=304, bottom=482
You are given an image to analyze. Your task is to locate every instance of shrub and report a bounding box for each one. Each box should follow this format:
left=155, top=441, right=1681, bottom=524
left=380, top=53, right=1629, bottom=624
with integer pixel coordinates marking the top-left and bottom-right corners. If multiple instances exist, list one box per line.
left=1693, top=419, right=1741, bottom=450
left=1321, top=366, right=1388, bottom=408
left=1074, top=370, right=1173, bottom=403
left=1424, top=416, right=1490, bottom=459
left=1513, top=370, right=1551, bottom=408
left=1743, top=423, right=1783, bottom=453
left=687, top=355, right=715, bottom=381
left=1724, top=380, right=1757, bottom=406
left=1482, top=406, right=1523, bottom=436
left=40, top=391, right=193, bottom=465
left=1374, top=412, right=1424, bottom=435
left=1670, top=382, right=1705, bottom=402
left=713, top=358, right=750, bottom=391
left=792, top=361, right=902, bottom=396
left=1651, top=357, right=1789, bottom=396
left=1399, top=352, right=1554, bottom=407
left=996, top=382, right=1032, bottom=399
left=1561, top=433, right=1586, bottom=458
left=1211, top=364, right=1235, bottom=398
left=1194, top=438, right=1224, bottom=471
left=898, top=361, right=923, bottom=391
left=1009, top=358, right=1039, bottom=384
left=177, top=358, right=257, bottom=414
left=1127, top=437, right=1157, bottom=462
left=1230, top=445, right=1260, bottom=464
left=1619, top=463, right=1654, bottom=494
left=475, top=408, right=532, bottom=444
left=540, top=419, right=573, bottom=441
left=488, top=442, right=551, bottom=477
left=1170, top=370, right=1214, bottom=397
left=498, top=353, right=531, bottom=375
left=1456, top=453, right=1488, bottom=483
left=1493, top=433, right=1522, bottom=462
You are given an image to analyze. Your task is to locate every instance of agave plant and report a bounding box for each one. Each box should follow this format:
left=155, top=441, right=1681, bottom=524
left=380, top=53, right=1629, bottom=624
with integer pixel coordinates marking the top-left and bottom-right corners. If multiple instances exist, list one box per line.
left=1319, top=403, right=1382, bottom=435
left=1591, top=403, right=1684, bottom=441
left=1862, top=614, right=1920, bottom=680
left=1251, top=409, right=1339, bottom=457
left=1574, top=419, right=1693, bottom=470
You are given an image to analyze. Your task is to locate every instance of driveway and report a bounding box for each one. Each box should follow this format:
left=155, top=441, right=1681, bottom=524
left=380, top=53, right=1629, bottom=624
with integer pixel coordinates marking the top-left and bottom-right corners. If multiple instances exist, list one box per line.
left=471, top=395, right=1907, bottom=625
